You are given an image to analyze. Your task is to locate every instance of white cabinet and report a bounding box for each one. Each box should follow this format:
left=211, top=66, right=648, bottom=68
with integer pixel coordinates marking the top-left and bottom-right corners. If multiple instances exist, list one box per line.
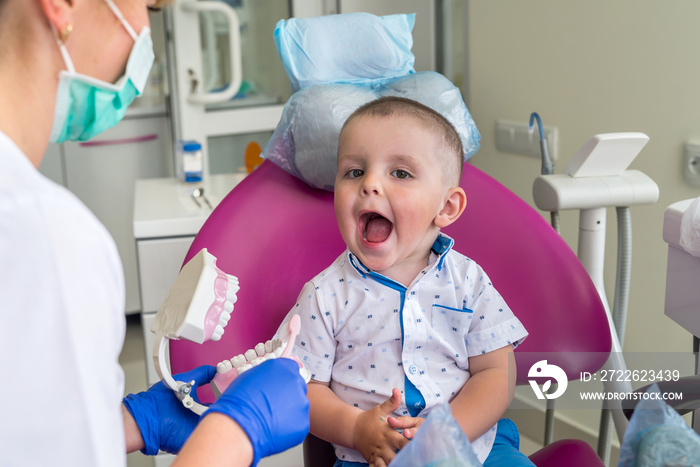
left=64, top=115, right=174, bottom=313
left=137, top=237, right=195, bottom=314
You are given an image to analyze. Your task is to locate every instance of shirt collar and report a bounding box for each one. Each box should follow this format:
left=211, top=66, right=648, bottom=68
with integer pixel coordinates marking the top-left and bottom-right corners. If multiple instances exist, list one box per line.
left=348, top=233, right=455, bottom=278
left=430, top=233, right=454, bottom=271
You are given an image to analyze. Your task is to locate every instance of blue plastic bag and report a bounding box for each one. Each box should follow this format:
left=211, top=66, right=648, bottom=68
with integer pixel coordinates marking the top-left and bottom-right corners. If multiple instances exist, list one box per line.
left=391, top=403, right=483, bottom=467
left=274, top=13, right=416, bottom=93
left=618, top=384, right=700, bottom=467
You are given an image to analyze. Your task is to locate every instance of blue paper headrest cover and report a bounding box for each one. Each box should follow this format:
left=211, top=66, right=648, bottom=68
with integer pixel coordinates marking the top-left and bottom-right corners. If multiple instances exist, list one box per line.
left=263, top=13, right=481, bottom=190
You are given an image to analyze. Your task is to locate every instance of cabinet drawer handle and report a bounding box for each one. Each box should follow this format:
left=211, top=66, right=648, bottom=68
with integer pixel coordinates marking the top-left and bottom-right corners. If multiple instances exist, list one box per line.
left=79, top=133, right=159, bottom=147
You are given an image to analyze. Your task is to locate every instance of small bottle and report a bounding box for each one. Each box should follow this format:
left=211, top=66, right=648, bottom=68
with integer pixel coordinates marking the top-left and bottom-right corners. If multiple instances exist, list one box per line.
left=178, top=140, right=203, bottom=183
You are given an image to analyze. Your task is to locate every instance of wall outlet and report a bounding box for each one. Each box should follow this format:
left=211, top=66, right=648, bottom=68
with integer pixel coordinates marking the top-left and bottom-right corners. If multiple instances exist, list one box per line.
left=684, top=142, right=700, bottom=186
left=495, top=119, right=558, bottom=162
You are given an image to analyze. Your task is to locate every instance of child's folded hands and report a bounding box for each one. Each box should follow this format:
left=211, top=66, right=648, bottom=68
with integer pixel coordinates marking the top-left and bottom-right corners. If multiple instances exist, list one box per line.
left=387, top=413, right=426, bottom=440
left=353, top=388, right=409, bottom=466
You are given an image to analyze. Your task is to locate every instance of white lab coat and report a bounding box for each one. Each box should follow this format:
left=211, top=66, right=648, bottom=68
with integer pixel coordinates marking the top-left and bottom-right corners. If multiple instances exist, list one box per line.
left=0, top=131, right=126, bottom=467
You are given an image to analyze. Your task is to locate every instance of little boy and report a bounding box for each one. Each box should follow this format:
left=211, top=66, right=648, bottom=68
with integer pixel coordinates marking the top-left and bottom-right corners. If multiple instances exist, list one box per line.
left=277, top=96, right=531, bottom=466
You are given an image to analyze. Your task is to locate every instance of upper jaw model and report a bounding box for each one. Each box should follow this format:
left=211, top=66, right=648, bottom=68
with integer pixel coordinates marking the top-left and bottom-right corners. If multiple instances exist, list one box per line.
left=151, top=248, right=308, bottom=415
left=151, top=248, right=239, bottom=344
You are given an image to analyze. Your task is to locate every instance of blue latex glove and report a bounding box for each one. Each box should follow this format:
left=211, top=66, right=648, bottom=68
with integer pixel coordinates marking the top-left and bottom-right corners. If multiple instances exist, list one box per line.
left=123, top=365, right=216, bottom=455
left=203, top=358, right=310, bottom=466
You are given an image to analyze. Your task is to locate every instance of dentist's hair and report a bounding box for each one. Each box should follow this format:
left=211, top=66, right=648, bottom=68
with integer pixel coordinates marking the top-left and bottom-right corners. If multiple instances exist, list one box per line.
left=340, top=96, right=464, bottom=186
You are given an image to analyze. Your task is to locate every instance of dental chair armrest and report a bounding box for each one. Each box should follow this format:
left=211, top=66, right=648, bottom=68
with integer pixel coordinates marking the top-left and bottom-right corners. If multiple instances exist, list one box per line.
left=622, top=376, right=700, bottom=419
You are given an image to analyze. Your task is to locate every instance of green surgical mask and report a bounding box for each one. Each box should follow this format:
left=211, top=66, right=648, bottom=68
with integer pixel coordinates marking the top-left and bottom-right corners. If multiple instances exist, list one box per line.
left=49, top=0, right=155, bottom=143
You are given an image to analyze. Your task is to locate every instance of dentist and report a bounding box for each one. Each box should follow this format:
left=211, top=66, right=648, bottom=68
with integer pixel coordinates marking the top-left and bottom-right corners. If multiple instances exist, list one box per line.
left=0, top=0, right=309, bottom=466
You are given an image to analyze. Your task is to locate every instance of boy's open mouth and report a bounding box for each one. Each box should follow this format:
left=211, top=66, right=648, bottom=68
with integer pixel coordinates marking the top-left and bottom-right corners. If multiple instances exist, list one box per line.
left=360, top=212, right=393, bottom=243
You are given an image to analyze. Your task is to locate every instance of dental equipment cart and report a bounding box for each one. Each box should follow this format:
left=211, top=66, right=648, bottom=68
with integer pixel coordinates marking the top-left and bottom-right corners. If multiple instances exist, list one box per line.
left=663, top=199, right=700, bottom=434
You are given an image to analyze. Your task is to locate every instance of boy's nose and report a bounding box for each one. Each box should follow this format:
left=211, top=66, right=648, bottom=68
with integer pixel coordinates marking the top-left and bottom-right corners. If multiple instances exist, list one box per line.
left=361, top=174, right=382, bottom=196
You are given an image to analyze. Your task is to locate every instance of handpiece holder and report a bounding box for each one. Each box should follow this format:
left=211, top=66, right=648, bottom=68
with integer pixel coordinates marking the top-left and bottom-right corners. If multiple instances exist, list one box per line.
left=533, top=133, right=659, bottom=212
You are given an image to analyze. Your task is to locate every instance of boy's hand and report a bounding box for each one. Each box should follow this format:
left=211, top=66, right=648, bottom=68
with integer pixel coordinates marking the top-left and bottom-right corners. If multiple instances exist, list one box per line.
left=353, top=388, right=408, bottom=466
left=387, top=415, right=426, bottom=440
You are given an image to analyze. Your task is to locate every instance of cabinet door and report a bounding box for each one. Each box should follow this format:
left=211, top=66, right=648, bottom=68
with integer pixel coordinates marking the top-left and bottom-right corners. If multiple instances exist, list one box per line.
left=136, top=236, right=194, bottom=313
left=63, top=116, right=174, bottom=313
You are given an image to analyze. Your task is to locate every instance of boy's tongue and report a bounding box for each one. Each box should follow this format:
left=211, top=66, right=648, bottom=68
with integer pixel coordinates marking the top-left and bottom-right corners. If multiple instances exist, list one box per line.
left=365, top=216, right=392, bottom=243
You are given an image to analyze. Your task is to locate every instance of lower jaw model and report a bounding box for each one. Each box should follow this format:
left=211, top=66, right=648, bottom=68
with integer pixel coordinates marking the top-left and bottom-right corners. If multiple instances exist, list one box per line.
left=211, top=334, right=310, bottom=396
left=151, top=248, right=309, bottom=414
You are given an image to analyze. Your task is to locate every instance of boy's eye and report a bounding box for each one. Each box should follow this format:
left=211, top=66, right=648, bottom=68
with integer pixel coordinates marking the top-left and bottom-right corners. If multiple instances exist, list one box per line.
left=346, top=169, right=364, bottom=178
left=392, top=169, right=411, bottom=179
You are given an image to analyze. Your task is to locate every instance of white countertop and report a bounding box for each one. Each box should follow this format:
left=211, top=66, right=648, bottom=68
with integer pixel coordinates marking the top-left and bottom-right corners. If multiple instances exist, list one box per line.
left=134, top=173, right=245, bottom=239
left=663, top=198, right=695, bottom=248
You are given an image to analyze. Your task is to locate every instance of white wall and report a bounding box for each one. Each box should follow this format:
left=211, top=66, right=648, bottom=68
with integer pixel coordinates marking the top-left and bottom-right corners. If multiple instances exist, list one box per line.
left=465, top=0, right=700, bottom=444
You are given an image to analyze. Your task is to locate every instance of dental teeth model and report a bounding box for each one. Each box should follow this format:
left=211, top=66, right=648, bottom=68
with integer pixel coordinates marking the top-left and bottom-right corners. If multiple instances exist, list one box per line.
left=150, top=249, right=310, bottom=415
left=212, top=315, right=310, bottom=395
left=151, top=248, right=240, bottom=415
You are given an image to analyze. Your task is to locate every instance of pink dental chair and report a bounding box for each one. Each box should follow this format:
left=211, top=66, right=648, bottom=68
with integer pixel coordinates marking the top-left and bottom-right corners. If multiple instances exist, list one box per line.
left=170, top=159, right=610, bottom=466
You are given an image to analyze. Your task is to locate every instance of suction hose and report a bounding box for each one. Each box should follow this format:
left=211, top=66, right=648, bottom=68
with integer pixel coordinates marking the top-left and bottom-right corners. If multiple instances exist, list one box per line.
left=529, top=113, right=559, bottom=232
left=613, top=206, right=632, bottom=346
left=597, top=206, right=632, bottom=465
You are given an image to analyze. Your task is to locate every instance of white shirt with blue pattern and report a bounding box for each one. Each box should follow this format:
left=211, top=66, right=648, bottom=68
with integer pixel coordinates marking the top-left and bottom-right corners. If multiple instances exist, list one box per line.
left=276, top=234, right=528, bottom=464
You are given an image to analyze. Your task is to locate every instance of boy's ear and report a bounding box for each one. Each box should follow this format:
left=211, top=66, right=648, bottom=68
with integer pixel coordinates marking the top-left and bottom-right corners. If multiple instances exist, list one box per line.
left=435, top=187, right=467, bottom=229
